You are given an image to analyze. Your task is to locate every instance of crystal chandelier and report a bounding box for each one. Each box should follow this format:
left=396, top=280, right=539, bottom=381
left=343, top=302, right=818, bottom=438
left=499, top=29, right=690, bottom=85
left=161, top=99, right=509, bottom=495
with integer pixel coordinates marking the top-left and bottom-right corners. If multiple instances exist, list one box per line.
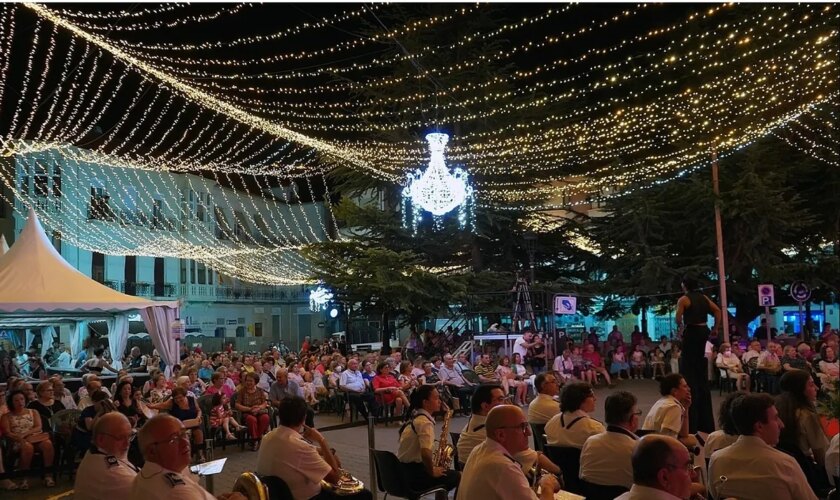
left=402, top=133, right=474, bottom=234
left=309, top=285, right=333, bottom=312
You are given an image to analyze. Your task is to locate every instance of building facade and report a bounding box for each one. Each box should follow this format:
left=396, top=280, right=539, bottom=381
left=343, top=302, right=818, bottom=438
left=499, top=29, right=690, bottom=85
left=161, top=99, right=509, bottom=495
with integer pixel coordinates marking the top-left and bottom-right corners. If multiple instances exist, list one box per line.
left=0, top=145, right=337, bottom=351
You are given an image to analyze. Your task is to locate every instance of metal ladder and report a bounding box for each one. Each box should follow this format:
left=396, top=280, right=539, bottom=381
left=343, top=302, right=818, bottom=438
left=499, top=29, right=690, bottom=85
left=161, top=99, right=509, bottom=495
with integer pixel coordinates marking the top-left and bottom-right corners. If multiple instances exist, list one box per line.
left=452, top=340, right=473, bottom=360
left=513, top=277, right=537, bottom=331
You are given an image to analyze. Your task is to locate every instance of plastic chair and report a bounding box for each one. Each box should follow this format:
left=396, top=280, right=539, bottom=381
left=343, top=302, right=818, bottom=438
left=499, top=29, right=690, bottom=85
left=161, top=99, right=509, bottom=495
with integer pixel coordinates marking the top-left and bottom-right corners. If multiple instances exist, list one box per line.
left=529, top=423, right=546, bottom=452
left=258, top=474, right=294, bottom=500
left=544, top=445, right=583, bottom=495
left=718, top=368, right=735, bottom=395
left=371, top=449, right=447, bottom=500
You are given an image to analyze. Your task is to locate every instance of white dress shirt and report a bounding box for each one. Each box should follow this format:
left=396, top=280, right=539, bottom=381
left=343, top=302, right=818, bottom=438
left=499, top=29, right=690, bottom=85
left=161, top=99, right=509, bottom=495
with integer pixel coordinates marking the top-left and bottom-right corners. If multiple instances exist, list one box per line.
left=703, top=430, right=738, bottom=457
left=459, top=414, right=488, bottom=465
left=579, top=425, right=638, bottom=488
left=339, top=369, right=366, bottom=392
left=513, top=337, right=529, bottom=359
left=526, top=393, right=560, bottom=424
left=615, top=484, right=683, bottom=500
left=642, top=395, right=684, bottom=436
left=826, top=433, right=839, bottom=486
left=75, top=448, right=139, bottom=500
left=255, top=425, right=333, bottom=500
left=544, top=410, right=605, bottom=448
left=708, top=435, right=818, bottom=500
left=398, top=410, right=436, bottom=463
left=459, top=439, right=538, bottom=500
left=129, top=461, right=213, bottom=500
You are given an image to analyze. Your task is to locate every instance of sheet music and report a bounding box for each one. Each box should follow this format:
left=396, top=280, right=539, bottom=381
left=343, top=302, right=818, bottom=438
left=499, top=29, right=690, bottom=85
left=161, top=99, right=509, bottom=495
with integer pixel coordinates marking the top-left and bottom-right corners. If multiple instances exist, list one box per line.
left=190, top=457, right=227, bottom=476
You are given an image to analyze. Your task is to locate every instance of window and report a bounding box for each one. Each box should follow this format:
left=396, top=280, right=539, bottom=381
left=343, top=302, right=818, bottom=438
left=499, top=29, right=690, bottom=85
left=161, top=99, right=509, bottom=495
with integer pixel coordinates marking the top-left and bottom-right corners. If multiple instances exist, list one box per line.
left=89, top=184, right=112, bottom=221
left=151, top=198, right=163, bottom=229
left=52, top=164, right=61, bottom=197
left=180, top=259, right=188, bottom=284
left=214, top=206, right=229, bottom=240
left=92, top=252, right=105, bottom=282
left=197, top=261, right=206, bottom=285
left=216, top=318, right=225, bottom=326
left=51, top=231, right=61, bottom=254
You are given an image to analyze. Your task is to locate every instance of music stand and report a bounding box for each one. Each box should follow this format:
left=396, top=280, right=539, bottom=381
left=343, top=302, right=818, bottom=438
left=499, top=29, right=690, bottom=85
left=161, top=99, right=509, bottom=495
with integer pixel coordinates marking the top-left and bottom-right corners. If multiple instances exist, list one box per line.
left=190, top=457, right=227, bottom=494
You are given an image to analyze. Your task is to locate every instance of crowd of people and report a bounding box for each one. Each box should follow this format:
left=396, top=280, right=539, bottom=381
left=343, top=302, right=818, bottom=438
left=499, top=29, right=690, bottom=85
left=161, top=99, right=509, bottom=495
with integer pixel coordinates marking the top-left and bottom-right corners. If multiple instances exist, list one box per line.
left=0, top=315, right=838, bottom=498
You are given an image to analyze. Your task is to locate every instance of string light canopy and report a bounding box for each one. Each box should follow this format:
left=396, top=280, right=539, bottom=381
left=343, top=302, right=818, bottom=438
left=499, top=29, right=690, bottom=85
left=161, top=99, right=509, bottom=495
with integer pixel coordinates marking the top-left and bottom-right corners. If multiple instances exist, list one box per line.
left=0, top=3, right=832, bottom=281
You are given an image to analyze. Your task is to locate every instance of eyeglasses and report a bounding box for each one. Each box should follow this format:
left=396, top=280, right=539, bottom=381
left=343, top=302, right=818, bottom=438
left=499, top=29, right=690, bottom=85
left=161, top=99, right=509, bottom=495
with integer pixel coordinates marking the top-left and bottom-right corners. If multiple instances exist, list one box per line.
left=150, top=429, right=191, bottom=447
left=666, top=462, right=699, bottom=473
left=632, top=410, right=643, bottom=416
left=100, top=432, right=136, bottom=442
left=498, top=422, right=529, bottom=434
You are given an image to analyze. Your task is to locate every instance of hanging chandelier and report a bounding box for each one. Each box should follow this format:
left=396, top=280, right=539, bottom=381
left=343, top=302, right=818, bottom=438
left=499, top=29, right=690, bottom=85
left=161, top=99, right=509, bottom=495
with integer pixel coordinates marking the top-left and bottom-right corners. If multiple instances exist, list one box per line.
left=309, top=285, right=333, bottom=312
left=402, top=132, right=475, bottom=234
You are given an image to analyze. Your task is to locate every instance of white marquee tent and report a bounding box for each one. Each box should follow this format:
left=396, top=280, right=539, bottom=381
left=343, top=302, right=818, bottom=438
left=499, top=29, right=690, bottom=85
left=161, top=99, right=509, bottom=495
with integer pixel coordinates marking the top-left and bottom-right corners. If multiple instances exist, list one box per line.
left=0, top=209, right=180, bottom=370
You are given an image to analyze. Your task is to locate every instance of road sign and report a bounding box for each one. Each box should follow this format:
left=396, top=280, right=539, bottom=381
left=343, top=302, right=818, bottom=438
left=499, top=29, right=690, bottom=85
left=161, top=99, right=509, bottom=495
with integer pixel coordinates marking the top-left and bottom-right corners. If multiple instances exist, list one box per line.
left=554, top=296, right=577, bottom=315
left=790, top=281, right=811, bottom=302
left=757, top=284, right=775, bottom=307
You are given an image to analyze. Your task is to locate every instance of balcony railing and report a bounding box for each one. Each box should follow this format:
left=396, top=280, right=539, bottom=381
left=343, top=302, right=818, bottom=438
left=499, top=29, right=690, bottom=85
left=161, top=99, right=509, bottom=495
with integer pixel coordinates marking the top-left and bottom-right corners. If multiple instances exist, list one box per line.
left=104, top=280, right=178, bottom=298
left=178, top=284, right=306, bottom=302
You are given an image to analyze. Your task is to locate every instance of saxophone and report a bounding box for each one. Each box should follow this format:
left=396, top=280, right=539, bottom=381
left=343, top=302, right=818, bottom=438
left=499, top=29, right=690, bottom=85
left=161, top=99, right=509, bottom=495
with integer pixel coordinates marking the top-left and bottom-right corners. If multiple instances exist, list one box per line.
left=432, top=404, right=454, bottom=469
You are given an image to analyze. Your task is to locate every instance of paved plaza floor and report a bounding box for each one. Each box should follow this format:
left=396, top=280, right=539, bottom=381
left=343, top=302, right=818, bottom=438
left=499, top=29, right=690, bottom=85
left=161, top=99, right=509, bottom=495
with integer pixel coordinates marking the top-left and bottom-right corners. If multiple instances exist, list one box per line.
left=17, top=379, right=726, bottom=500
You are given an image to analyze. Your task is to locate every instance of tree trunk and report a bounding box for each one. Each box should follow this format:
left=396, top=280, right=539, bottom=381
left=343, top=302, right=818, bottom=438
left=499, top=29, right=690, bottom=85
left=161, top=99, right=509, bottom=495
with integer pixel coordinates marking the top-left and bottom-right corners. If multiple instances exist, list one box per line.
left=380, top=309, right=392, bottom=355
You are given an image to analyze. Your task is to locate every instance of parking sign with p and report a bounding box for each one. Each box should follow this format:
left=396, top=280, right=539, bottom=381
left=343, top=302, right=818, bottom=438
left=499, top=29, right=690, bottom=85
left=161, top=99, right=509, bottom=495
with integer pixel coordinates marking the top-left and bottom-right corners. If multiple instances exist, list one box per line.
left=758, top=284, right=775, bottom=307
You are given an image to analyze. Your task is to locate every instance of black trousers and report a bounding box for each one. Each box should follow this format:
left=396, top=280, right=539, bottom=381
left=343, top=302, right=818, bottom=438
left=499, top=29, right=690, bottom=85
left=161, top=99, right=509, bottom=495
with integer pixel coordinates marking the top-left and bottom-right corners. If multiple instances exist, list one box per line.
left=346, top=391, right=377, bottom=418
left=680, top=324, right=715, bottom=433
left=400, top=461, right=461, bottom=493
left=311, top=488, right=375, bottom=500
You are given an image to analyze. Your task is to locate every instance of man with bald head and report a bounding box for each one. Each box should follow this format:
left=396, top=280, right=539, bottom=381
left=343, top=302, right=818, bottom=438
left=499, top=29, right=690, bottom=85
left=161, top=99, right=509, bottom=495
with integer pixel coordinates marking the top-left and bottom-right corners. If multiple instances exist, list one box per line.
left=130, top=414, right=244, bottom=500
left=75, top=412, right=139, bottom=499
left=459, top=405, right=560, bottom=500
left=615, top=435, right=694, bottom=500
left=269, top=367, right=314, bottom=427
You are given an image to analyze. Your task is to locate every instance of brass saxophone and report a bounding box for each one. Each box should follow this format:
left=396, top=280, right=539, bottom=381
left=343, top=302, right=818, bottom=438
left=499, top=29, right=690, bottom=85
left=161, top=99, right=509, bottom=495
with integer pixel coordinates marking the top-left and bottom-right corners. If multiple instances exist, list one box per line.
left=433, top=404, right=454, bottom=469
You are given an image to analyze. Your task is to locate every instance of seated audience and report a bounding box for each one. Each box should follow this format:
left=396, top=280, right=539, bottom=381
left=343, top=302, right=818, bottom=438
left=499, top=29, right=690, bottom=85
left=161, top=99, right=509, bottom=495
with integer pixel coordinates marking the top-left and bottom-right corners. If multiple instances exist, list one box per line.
left=147, top=387, right=206, bottom=462
left=113, top=380, right=144, bottom=428
left=616, top=435, right=695, bottom=500
left=0, top=389, right=55, bottom=488
left=371, top=361, right=410, bottom=418
left=817, top=345, right=839, bottom=390
left=75, top=412, right=139, bottom=499
left=757, top=342, right=783, bottom=394
left=130, top=414, right=245, bottom=500
left=641, top=373, right=697, bottom=449
left=526, top=372, right=560, bottom=424
left=715, top=342, right=750, bottom=391
left=708, top=393, right=817, bottom=500
left=257, top=396, right=373, bottom=499
left=339, top=358, right=377, bottom=419
left=459, top=405, right=560, bottom=500
left=235, top=372, right=270, bottom=451
left=27, top=380, right=65, bottom=432
left=775, top=368, right=830, bottom=493
left=582, top=343, right=613, bottom=386
left=580, top=391, right=640, bottom=489
left=474, top=354, right=501, bottom=384
left=544, top=382, right=605, bottom=447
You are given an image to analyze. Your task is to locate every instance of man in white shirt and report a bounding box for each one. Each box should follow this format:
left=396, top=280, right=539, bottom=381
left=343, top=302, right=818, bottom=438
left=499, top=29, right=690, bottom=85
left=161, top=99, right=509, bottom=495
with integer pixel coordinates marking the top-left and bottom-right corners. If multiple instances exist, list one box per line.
left=741, top=340, right=762, bottom=367
left=256, top=396, right=373, bottom=500
left=513, top=331, right=536, bottom=361
left=708, top=393, right=817, bottom=500
left=338, top=358, right=376, bottom=419
left=641, top=373, right=697, bottom=449
left=615, top=435, right=695, bottom=500
left=545, top=382, right=605, bottom=447
left=458, top=385, right=508, bottom=466
left=580, top=391, right=640, bottom=489
left=75, top=412, right=139, bottom=500
left=526, top=372, right=560, bottom=424
left=397, top=385, right=460, bottom=496
left=438, top=354, right=475, bottom=412
left=459, top=405, right=560, bottom=500
left=130, top=414, right=244, bottom=500
left=57, top=347, right=73, bottom=369
left=757, top=342, right=783, bottom=394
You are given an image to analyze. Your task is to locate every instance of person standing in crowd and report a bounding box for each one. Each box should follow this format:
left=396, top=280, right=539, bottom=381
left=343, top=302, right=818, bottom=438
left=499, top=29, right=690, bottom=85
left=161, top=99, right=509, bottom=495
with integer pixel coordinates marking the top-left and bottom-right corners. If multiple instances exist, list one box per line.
left=675, top=275, right=720, bottom=433
left=526, top=372, right=560, bottom=424
left=257, top=397, right=373, bottom=500
left=397, top=385, right=460, bottom=497
left=75, top=412, right=139, bottom=500
left=459, top=405, right=560, bottom=500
